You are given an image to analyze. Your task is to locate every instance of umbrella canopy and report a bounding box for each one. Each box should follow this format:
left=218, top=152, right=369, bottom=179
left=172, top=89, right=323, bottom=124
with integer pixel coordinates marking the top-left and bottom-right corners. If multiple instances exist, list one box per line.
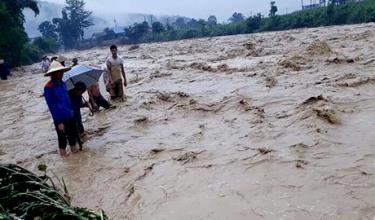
left=63, top=65, right=103, bottom=90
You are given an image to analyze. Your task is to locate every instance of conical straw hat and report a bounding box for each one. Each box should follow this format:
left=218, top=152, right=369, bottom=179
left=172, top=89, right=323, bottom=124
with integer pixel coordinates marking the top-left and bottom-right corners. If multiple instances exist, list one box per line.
left=44, top=61, right=71, bottom=76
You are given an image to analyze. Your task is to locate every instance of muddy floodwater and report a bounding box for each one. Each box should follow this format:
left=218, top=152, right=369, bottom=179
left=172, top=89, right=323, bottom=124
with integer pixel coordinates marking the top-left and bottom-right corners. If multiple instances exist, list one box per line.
left=1, top=23, right=375, bottom=219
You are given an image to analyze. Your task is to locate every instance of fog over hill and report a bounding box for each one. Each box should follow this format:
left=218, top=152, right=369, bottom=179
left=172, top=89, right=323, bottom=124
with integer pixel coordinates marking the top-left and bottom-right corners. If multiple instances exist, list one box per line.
left=24, top=1, right=192, bottom=38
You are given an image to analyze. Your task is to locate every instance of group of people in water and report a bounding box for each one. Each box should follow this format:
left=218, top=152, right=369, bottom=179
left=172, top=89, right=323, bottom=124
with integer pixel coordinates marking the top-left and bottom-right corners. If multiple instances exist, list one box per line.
left=43, top=45, right=127, bottom=156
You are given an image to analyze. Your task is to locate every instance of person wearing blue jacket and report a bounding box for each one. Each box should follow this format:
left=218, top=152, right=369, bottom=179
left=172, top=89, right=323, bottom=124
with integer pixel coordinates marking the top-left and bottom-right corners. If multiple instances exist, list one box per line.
left=44, top=61, right=79, bottom=156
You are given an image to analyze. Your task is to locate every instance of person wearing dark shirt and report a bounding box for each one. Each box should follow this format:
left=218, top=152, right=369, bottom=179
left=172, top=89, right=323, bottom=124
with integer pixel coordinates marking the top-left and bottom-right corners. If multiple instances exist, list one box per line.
left=72, top=58, right=78, bottom=67
left=44, top=61, right=79, bottom=157
left=0, top=59, right=10, bottom=80
left=68, top=82, right=88, bottom=136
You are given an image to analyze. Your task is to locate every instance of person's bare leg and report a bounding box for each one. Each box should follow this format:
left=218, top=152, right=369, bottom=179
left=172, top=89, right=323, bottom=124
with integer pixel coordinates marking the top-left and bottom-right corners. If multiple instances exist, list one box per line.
left=119, top=81, right=126, bottom=102
left=59, top=148, right=69, bottom=157
left=70, top=145, right=79, bottom=153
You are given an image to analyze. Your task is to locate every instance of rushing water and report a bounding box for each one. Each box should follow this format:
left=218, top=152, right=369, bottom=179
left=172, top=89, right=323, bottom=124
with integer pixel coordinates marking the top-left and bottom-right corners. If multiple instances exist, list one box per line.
left=1, top=23, right=375, bottom=219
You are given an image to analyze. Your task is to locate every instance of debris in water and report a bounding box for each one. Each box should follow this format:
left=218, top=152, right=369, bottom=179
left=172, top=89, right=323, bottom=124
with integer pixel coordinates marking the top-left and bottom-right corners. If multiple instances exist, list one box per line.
left=217, top=63, right=229, bottom=72
left=256, top=148, right=274, bottom=155
left=265, top=76, right=277, bottom=88
left=173, top=151, right=204, bottom=164
left=302, top=95, right=327, bottom=105
left=243, top=42, right=256, bottom=50
left=296, top=160, right=309, bottom=169
left=279, top=59, right=301, bottom=71
left=190, top=62, right=216, bottom=72
left=150, top=148, right=165, bottom=154
left=314, top=108, right=341, bottom=124
left=129, top=45, right=140, bottom=51
left=306, top=40, right=332, bottom=56
left=134, top=116, right=148, bottom=124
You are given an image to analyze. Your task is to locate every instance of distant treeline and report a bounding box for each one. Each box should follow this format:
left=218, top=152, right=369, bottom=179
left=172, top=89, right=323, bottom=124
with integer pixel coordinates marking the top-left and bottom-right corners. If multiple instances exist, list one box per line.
left=93, top=0, right=375, bottom=46
left=1, top=0, right=375, bottom=66
left=0, top=0, right=91, bottom=66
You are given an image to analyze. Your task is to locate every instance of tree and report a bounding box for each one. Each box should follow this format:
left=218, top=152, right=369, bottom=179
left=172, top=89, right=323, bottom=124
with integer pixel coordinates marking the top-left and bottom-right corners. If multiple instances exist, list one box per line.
left=125, top=21, right=150, bottom=43
left=31, top=37, right=58, bottom=53
left=174, top=17, right=186, bottom=29
left=152, top=22, right=165, bottom=34
left=52, top=0, right=93, bottom=49
left=197, top=19, right=207, bottom=35
left=187, top=19, right=199, bottom=29
left=207, top=15, right=218, bottom=27
left=64, top=0, right=93, bottom=40
left=38, top=21, right=58, bottom=39
left=1, top=0, right=39, bottom=27
left=326, top=1, right=335, bottom=24
left=246, top=13, right=262, bottom=33
left=103, top=28, right=116, bottom=40
left=53, top=9, right=77, bottom=49
left=269, top=1, right=278, bottom=17
left=229, top=12, right=245, bottom=23
left=0, top=0, right=39, bottom=65
left=182, top=29, right=200, bottom=39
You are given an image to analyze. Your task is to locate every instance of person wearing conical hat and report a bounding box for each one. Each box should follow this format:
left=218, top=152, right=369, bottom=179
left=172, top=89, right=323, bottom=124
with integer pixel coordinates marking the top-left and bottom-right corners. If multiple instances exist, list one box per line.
left=44, top=61, right=80, bottom=156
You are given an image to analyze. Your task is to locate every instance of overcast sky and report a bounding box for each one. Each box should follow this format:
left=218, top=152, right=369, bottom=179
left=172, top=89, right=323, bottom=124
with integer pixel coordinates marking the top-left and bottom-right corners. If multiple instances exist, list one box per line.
left=44, top=0, right=301, bottom=21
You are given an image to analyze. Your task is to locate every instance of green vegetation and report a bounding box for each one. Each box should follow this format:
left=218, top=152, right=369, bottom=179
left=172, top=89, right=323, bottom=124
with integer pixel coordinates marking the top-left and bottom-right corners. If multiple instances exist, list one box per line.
left=98, top=0, right=375, bottom=45
left=49, top=0, right=93, bottom=49
left=0, top=0, right=60, bottom=66
left=2, top=0, right=375, bottom=66
left=0, top=164, right=108, bottom=220
left=0, top=0, right=93, bottom=66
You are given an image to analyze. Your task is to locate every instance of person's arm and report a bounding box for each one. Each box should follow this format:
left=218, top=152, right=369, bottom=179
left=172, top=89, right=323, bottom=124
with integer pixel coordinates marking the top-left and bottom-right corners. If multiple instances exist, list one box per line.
left=121, top=64, right=127, bottom=87
left=79, top=96, right=88, bottom=108
left=106, top=59, right=113, bottom=85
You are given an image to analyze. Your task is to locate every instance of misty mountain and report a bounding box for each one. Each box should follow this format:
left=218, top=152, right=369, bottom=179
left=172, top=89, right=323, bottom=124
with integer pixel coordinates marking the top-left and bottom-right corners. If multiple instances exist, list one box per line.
left=24, top=1, right=192, bottom=39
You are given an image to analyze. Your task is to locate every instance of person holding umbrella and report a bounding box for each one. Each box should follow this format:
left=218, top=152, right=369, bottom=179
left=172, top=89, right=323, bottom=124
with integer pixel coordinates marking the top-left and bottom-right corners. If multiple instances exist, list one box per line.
left=44, top=61, right=80, bottom=156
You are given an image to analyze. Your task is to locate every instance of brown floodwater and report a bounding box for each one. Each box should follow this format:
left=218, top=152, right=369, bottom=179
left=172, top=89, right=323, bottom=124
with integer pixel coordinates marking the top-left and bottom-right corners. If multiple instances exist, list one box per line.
left=1, top=23, right=375, bottom=219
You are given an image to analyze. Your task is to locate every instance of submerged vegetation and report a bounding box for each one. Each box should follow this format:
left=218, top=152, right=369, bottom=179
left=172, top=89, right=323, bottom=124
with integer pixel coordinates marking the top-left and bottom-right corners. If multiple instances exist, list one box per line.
left=0, top=164, right=108, bottom=220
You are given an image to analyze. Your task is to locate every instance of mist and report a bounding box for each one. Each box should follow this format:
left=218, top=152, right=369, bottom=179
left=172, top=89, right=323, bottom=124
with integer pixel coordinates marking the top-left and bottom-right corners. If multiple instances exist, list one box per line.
left=44, top=0, right=301, bottom=22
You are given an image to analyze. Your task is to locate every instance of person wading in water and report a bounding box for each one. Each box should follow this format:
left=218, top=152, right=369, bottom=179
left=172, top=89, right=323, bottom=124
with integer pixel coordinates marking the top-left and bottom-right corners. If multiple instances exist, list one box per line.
left=44, top=61, right=80, bottom=156
left=106, top=45, right=127, bottom=101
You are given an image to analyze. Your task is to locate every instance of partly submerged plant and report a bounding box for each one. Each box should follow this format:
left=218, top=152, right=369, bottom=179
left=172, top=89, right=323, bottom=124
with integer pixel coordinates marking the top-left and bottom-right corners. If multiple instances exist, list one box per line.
left=0, top=164, right=108, bottom=220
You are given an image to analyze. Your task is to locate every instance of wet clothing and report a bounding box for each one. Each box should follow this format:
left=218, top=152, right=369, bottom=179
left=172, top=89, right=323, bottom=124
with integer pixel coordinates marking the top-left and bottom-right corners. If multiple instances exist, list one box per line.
left=106, top=56, right=125, bottom=99
left=41, top=60, right=50, bottom=73
left=102, top=70, right=110, bottom=92
left=0, top=63, right=10, bottom=80
left=69, top=92, right=86, bottom=134
left=44, top=80, right=74, bottom=125
left=106, top=56, right=124, bottom=81
left=109, top=79, right=124, bottom=99
left=54, top=119, right=78, bottom=149
left=44, top=80, right=78, bottom=149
